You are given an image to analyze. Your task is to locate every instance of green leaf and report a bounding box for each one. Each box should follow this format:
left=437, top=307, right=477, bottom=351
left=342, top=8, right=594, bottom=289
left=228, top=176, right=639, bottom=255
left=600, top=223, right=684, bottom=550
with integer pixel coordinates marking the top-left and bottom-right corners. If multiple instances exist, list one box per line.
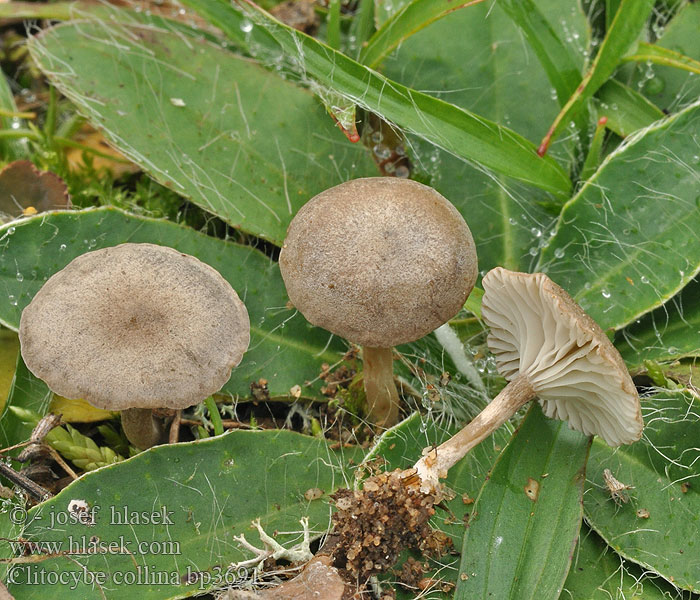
left=181, top=0, right=573, bottom=197
left=360, top=0, right=484, bottom=69
left=584, top=390, right=700, bottom=592
left=456, top=404, right=591, bottom=600
left=28, top=21, right=376, bottom=245
left=594, top=79, right=665, bottom=138
left=0, top=208, right=346, bottom=401
left=0, top=355, right=52, bottom=449
left=0, top=328, right=19, bottom=413
left=0, top=70, right=27, bottom=161
left=579, top=116, right=608, bottom=183
left=563, top=526, right=691, bottom=599
left=538, top=0, right=655, bottom=154
left=537, top=99, right=700, bottom=331
left=6, top=430, right=361, bottom=599
left=630, top=2, right=700, bottom=112
left=624, top=42, right=700, bottom=75
left=380, top=0, right=586, bottom=271
left=497, top=0, right=586, bottom=108
left=616, top=278, right=700, bottom=368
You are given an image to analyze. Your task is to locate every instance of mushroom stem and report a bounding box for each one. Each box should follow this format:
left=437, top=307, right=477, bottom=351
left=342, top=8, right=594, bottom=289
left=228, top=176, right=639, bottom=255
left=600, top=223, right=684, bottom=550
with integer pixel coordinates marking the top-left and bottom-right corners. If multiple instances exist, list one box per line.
left=415, top=373, right=535, bottom=490
left=121, top=408, right=166, bottom=450
left=362, top=346, right=400, bottom=427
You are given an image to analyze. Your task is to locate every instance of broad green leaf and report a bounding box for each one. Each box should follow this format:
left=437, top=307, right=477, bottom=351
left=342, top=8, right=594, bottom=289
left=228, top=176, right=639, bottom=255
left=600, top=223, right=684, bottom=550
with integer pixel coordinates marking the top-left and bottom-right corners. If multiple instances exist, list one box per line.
left=381, top=0, right=587, bottom=271
left=28, top=21, right=376, bottom=245
left=539, top=0, right=655, bottom=154
left=595, top=79, right=665, bottom=137
left=616, top=278, right=700, bottom=367
left=456, top=404, right=590, bottom=600
left=563, top=527, right=691, bottom=599
left=630, top=2, right=700, bottom=112
left=537, top=99, right=700, bottom=331
left=360, top=0, right=485, bottom=69
left=366, top=412, right=510, bottom=598
left=584, top=390, right=700, bottom=592
left=0, top=1, right=223, bottom=45
left=0, top=355, right=52, bottom=449
left=0, top=208, right=346, bottom=401
left=0, top=329, right=18, bottom=413
left=6, top=430, right=361, bottom=599
left=181, top=0, right=573, bottom=197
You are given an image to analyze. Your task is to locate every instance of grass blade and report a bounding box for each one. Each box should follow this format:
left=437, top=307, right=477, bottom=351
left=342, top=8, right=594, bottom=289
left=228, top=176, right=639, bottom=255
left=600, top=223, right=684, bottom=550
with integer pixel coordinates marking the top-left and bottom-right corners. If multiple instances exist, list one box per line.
left=579, top=116, right=608, bottom=182
left=538, top=0, right=654, bottom=155
left=360, top=0, right=485, bottom=68
left=182, top=0, right=572, bottom=196
left=497, top=0, right=585, bottom=107
left=623, top=41, right=700, bottom=75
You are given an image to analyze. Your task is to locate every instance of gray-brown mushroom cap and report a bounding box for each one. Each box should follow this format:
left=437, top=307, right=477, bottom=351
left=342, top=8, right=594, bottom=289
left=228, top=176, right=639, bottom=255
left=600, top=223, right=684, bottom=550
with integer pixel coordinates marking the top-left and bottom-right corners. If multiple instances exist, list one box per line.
left=481, top=267, right=643, bottom=446
left=19, top=243, right=250, bottom=411
left=279, top=177, right=478, bottom=348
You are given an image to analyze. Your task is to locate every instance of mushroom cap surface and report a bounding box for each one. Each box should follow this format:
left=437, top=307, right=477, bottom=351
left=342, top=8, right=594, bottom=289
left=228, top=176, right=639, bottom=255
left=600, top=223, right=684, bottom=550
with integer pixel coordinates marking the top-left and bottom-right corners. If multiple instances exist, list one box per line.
left=481, top=267, right=642, bottom=446
left=279, top=177, right=478, bottom=347
left=19, top=243, right=250, bottom=410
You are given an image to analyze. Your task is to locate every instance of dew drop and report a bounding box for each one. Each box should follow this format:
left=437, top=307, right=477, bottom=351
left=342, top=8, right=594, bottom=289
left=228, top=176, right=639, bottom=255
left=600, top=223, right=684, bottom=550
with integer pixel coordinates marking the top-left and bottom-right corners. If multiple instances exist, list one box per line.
left=529, top=247, right=538, bottom=256
left=59, top=244, right=67, bottom=251
left=601, top=289, right=611, bottom=299
left=15, top=273, right=23, bottom=282
left=394, top=165, right=409, bottom=178
left=372, top=144, right=391, bottom=160
left=8, top=295, right=17, bottom=306
left=530, top=227, right=542, bottom=238
left=240, top=19, right=253, bottom=33
left=643, top=76, right=665, bottom=96
left=7, top=227, right=15, bottom=235
left=508, top=218, right=517, bottom=226
left=370, top=131, right=383, bottom=144
left=640, top=275, right=650, bottom=284
left=554, top=248, right=565, bottom=259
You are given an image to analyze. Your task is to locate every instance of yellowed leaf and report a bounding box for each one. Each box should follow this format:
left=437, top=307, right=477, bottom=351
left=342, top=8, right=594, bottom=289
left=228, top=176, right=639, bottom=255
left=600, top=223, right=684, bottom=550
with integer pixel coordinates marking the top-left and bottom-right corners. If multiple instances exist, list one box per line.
left=49, top=396, right=115, bottom=423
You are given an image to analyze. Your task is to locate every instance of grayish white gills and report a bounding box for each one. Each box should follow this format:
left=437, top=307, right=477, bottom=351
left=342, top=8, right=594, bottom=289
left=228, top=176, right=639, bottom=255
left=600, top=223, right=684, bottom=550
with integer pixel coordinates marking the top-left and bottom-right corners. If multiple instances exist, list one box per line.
left=19, top=243, right=250, bottom=411
left=414, top=267, right=642, bottom=493
left=279, top=177, right=478, bottom=348
left=481, top=267, right=643, bottom=446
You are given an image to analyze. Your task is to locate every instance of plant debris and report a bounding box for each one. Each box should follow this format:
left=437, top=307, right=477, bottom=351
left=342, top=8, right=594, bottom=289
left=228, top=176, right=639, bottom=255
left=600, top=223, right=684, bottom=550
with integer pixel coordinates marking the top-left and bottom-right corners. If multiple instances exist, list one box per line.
left=329, top=468, right=441, bottom=582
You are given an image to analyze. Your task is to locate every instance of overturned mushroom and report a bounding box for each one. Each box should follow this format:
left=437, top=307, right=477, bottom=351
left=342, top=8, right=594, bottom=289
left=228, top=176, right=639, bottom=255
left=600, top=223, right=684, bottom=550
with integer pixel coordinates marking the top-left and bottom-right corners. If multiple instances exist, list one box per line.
left=19, top=243, right=250, bottom=449
left=415, top=267, right=643, bottom=490
left=279, top=177, right=477, bottom=427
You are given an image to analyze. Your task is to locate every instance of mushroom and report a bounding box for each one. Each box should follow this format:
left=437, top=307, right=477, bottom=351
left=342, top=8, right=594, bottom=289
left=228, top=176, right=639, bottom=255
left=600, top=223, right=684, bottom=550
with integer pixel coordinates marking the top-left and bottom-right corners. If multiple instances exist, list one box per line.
left=279, top=177, right=478, bottom=427
left=19, top=243, right=250, bottom=449
left=415, top=267, right=643, bottom=490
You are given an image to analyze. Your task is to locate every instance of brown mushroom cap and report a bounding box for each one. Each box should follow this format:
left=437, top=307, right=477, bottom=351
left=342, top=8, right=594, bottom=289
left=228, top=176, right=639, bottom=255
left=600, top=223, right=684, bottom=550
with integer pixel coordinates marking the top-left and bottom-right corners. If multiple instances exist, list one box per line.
left=19, top=243, right=250, bottom=411
left=279, top=177, right=478, bottom=347
left=481, top=267, right=643, bottom=446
